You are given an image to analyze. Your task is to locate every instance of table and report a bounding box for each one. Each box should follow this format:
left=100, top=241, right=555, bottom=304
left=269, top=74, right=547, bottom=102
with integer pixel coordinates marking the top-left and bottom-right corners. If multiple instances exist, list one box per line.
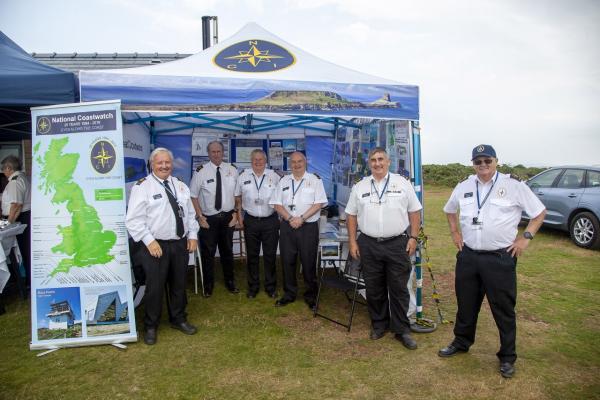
left=0, top=223, right=26, bottom=295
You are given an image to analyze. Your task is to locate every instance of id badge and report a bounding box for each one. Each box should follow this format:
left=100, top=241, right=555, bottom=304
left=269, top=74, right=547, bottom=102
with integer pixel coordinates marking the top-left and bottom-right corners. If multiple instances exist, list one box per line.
left=471, top=217, right=483, bottom=230
left=254, top=198, right=264, bottom=205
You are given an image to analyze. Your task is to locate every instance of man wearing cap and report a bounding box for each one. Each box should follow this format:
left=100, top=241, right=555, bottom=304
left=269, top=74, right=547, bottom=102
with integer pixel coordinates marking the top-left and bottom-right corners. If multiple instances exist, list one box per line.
left=438, top=144, right=546, bottom=378
left=235, top=149, right=281, bottom=299
left=126, top=147, right=199, bottom=345
left=190, top=140, right=240, bottom=296
left=270, top=151, right=327, bottom=310
left=346, top=147, right=422, bottom=349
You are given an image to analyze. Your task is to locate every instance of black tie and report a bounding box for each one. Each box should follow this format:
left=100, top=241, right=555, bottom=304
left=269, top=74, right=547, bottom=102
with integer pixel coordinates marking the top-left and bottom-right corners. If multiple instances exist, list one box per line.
left=215, top=166, right=222, bottom=210
left=163, top=180, right=184, bottom=238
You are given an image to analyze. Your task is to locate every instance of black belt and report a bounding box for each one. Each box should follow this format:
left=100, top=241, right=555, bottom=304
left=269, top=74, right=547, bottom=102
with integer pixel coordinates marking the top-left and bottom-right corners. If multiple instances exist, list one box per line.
left=463, top=245, right=509, bottom=255
left=245, top=213, right=277, bottom=220
left=156, top=237, right=186, bottom=243
left=206, top=210, right=234, bottom=218
left=362, top=233, right=408, bottom=243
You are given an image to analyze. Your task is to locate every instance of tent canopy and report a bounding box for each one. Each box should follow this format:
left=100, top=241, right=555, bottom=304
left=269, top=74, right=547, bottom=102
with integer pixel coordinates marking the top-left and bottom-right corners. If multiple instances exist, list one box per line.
left=80, top=23, right=419, bottom=122
left=0, top=31, right=76, bottom=106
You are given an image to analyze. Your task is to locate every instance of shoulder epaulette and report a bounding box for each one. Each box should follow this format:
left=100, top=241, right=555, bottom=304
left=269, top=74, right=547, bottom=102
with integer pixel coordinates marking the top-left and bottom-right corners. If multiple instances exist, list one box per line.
left=510, top=173, right=522, bottom=182
left=196, top=165, right=203, bottom=172
left=461, top=175, right=470, bottom=182
left=314, top=173, right=321, bottom=179
left=11, top=175, right=18, bottom=181
left=136, top=177, right=146, bottom=185
left=231, top=163, right=237, bottom=169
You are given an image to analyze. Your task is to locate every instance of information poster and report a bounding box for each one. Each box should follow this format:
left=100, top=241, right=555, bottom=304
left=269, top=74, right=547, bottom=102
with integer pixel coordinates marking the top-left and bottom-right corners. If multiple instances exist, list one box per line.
left=30, top=100, right=137, bottom=350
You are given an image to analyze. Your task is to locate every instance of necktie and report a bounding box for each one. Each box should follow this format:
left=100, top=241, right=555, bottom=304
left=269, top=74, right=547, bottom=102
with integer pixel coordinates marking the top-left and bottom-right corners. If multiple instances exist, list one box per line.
left=163, top=180, right=184, bottom=238
left=215, top=166, right=222, bottom=210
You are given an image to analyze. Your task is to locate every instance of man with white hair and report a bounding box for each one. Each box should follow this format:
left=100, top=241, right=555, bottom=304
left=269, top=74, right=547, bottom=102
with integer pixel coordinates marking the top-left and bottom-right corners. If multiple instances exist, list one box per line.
left=126, top=147, right=199, bottom=345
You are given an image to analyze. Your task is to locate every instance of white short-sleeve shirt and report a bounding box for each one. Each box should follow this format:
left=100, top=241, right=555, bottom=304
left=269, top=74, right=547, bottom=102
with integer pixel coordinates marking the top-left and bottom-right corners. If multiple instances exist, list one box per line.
left=235, top=168, right=280, bottom=217
left=269, top=172, right=327, bottom=223
left=189, top=161, right=238, bottom=216
left=1, top=171, right=31, bottom=216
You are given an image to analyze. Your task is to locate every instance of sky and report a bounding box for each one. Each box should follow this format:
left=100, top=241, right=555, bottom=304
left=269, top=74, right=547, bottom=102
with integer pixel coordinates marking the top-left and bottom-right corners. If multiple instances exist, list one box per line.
left=1, top=0, right=599, bottom=166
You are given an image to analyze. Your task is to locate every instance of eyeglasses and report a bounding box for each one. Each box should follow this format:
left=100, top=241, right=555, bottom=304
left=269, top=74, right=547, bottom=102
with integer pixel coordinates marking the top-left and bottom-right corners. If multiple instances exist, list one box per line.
left=473, top=159, right=494, bottom=166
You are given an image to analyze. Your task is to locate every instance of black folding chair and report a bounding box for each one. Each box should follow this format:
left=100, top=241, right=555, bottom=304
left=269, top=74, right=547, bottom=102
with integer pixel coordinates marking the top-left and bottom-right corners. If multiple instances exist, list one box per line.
left=313, top=255, right=366, bottom=332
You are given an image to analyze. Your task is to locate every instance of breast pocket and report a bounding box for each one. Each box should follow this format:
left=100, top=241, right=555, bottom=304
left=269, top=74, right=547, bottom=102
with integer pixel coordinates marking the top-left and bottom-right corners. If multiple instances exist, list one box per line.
left=387, top=192, right=408, bottom=209
left=459, top=198, right=477, bottom=220
left=489, top=198, right=515, bottom=220
left=301, top=188, right=315, bottom=203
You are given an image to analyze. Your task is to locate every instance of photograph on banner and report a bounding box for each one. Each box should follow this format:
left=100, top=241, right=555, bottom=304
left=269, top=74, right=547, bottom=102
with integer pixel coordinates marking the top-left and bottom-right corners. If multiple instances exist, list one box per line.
left=30, top=101, right=137, bottom=350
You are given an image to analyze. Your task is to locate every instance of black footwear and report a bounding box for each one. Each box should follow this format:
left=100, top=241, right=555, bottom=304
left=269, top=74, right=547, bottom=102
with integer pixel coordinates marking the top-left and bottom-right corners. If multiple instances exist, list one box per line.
left=144, top=328, right=157, bottom=345
left=266, top=290, right=278, bottom=299
left=275, top=297, right=294, bottom=307
left=171, top=321, right=197, bottom=335
left=369, top=330, right=386, bottom=340
left=305, top=300, right=316, bottom=311
left=226, top=282, right=240, bottom=294
left=438, top=344, right=467, bottom=357
left=395, top=333, right=417, bottom=350
left=246, top=291, right=257, bottom=299
left=500, top=362, right=515, bottom=378
left=203, top=286, right=213, bottom=298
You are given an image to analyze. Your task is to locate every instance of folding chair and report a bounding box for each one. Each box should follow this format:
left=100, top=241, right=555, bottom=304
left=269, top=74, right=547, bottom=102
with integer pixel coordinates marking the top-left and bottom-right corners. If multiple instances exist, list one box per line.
left=313, top=255, right=365, bottom=332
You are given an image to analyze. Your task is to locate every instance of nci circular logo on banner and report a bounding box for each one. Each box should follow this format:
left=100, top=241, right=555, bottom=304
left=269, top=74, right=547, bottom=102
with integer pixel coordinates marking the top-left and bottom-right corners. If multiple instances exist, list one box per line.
left=90, top=139, right=116, bottom=174
left=213, top=39, right=295, bottom=73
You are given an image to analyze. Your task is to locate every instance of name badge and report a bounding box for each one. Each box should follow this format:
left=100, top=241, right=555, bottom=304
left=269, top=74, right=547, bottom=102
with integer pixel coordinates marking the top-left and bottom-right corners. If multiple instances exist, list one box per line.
left=282, top=186, right=290, bottom=191
left=361, top=192, right=370, bottom=198
left=254, top=199, right=265, bottom=205
left=207, top=179, right=215, bottom=184
left=464, top=192, right=473, bottom=198
left=153, top=194, right=162, bottom=199
left=243, top=180, right=251, bottom=185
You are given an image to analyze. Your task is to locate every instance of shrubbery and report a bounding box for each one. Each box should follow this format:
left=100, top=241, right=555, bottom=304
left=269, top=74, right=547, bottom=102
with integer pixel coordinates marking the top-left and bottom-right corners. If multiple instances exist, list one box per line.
left=423, top=164, right=547, bottom=187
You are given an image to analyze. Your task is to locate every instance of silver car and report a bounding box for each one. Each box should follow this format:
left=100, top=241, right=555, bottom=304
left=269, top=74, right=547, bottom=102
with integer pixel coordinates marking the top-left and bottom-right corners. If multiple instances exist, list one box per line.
left=526, top=166, right=600, bottom=249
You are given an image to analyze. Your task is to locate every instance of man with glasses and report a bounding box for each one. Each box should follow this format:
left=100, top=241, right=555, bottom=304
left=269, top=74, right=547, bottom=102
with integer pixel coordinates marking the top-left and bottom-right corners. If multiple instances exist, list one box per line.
left=346, top=147, right=422, bottom=349
left=235, top=149, right=280, bottom=299
left=438, top=144, right=546, bottom=378
left=270, top=152, right=327, bottom=310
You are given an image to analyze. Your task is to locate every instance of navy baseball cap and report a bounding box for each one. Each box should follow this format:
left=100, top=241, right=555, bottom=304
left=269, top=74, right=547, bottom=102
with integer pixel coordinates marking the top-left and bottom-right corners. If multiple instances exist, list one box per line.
left=471, top=144, right=496, bottom=160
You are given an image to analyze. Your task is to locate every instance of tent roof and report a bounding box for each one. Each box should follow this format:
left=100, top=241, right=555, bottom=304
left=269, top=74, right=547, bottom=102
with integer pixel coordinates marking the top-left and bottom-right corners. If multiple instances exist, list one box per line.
left=0, top=31, right=76, bottom=106
left=80, top=23, right=419, bottom=121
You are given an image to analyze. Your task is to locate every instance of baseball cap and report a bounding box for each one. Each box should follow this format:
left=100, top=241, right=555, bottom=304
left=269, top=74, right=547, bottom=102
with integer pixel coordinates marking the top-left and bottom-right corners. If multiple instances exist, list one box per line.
left=471, top=144, right=496, bottom=160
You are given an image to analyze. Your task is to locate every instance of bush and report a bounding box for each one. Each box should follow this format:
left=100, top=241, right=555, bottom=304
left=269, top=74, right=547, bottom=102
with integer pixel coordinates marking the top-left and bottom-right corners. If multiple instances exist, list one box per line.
left=423, top=164, right=547, bottom=187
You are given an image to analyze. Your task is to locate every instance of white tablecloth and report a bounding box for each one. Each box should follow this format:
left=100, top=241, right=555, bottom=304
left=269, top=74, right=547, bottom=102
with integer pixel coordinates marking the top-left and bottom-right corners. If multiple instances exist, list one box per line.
left=0, top=223, right=26, bottom=293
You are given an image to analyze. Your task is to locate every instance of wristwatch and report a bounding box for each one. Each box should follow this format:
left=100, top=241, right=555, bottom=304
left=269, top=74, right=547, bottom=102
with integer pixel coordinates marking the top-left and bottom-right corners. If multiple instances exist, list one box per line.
left=523, top=231, right=534, bottom=240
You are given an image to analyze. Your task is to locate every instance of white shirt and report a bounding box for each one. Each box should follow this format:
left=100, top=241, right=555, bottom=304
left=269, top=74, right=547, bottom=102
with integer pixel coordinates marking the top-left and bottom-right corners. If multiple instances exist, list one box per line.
left=2, top=171, right=31, bottom=216
left=269, top=172, right=327, bottom=223
left=126, top=173, right=199, bottom=245
left=443, top=172, right=545, bottom=250
left=190, top=161, right=239, bottom=216
left=345, top=173, right=422, bottom=238
left=235, top=168, right=280, bottom=217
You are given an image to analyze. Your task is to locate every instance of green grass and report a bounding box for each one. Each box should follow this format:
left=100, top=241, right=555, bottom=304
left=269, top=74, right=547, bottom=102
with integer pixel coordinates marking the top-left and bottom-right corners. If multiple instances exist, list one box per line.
left=1, top=186, right=599, bottom=399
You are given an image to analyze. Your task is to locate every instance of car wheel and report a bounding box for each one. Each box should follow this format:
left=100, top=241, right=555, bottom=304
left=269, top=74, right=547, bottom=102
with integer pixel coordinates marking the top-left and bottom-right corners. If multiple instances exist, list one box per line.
left=569, top=212, right=600, bottom=249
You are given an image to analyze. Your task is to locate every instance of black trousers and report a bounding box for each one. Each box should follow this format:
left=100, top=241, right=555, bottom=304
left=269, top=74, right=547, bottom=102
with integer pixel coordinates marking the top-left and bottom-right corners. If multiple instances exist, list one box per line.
left=200, top=211, right=235, bottom=289
left=452, top=246, right=518, bottom=363
left=244, top=213, right=279, bottom=294
left=279, top=220, right=319, bottom=302
left=17, top=210, right=31, bottom=286
left=140, top=238, right=189, bottom=328
left=357, top=234, right=412, bottom=335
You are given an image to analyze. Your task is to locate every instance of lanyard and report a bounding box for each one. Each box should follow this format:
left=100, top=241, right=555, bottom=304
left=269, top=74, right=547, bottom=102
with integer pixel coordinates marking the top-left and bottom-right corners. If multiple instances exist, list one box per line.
left=371, top=174, right=390, bottom=205
left=291, top=178, right=304, bottom=202
left=252, top=173, right=266, bottom=194
left=152, top=174, right=178, bottom=201
left=476, top=171, right=498, bottom=215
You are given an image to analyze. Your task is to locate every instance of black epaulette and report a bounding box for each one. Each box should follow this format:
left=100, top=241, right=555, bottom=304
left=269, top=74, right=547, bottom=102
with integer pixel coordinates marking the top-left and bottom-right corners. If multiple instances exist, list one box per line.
left=314, top=173, right=321, bottom=179
left=11, top=175, right=18, bottom=181
left=460, top=176, right=470, bottom=183
left=136, top=177, right=146, bottom=185
left=510, top=173, right=522, bottom=181
left=196, top=165, right=203, bottom=172
left=231, top=163, right=237, bottom=169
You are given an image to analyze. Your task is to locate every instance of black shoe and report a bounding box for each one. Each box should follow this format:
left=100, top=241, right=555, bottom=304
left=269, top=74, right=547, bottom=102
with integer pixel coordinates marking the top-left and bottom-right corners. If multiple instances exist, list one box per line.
left=305, top=299, right=316, bottom=311
left=203, top=286, right=213, bottom=298
left=438, top=344, right=467, bottom=357
left=395, top=333, right=417, bottom=350
left=246, top=291, right=257, bottom=299
left=266, top=290, right=278, bottom=299
left=369, top=330, right=386, bottom=340
left=226, top=282, right=240, bottom=294
left=144, top=328, right=157, bottom=345
left=500, top=362, right=515, bottom=378
left=171, top=321, right=197, bottom=335
left=275, top=297, right=294, bottom=307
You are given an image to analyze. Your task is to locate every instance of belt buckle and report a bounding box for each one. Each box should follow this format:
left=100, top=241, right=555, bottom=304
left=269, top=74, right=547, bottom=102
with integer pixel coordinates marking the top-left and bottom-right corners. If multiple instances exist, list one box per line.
left=376, top=237, right=385, bottom=242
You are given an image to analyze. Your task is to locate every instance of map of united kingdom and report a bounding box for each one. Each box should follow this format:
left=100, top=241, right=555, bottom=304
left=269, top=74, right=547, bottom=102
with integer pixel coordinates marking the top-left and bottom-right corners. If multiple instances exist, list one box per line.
left=34, top=137, right=116, bottom=276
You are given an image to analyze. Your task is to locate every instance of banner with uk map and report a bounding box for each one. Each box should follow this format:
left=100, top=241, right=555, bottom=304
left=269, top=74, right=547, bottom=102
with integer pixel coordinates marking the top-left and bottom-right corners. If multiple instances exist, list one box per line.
left=30, top=100, right=137, bottom=350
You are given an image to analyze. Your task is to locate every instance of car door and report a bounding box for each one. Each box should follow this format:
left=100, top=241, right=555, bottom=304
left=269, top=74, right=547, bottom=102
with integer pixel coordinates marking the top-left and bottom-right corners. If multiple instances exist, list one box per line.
left=527, top=168, right=563, bottom=226
left=581, top=169, right=600, bottom=218
left=543, top=169, right=586, bottom=230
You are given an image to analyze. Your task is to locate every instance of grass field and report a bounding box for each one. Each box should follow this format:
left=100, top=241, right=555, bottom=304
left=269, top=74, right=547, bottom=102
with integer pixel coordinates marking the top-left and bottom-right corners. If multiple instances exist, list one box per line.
left=1, top=186, right=598, bottom=400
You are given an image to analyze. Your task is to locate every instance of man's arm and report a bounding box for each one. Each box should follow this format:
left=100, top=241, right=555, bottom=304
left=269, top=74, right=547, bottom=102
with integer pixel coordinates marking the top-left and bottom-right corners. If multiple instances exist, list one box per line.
left=507, top=209, right=546, bottom=257
left=234, top=195, right=243, bottom=229
left=290, top=203, right=324, bottom=229
left=191, top=197, right=209, bottom=229
left=347, top=214, right=359, bottom=259
left=7, top=202, right=22, bottom=223
left=406, top=210, right=421, bottom=256
left=446, top=212, right=463, bottom=251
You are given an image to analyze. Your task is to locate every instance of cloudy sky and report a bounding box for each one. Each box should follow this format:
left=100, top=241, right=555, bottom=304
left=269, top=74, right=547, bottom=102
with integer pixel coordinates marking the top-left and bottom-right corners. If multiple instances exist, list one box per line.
left=1, top=0, right=598, bottom=166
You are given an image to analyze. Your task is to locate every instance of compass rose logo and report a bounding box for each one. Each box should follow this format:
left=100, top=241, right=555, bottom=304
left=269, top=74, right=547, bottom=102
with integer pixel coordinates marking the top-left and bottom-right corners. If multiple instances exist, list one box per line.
left=90, top=140, right=116, bottom=174
left=213, top=39, right=295, bottom=72
left=37, top=117, right=51, bottom=134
